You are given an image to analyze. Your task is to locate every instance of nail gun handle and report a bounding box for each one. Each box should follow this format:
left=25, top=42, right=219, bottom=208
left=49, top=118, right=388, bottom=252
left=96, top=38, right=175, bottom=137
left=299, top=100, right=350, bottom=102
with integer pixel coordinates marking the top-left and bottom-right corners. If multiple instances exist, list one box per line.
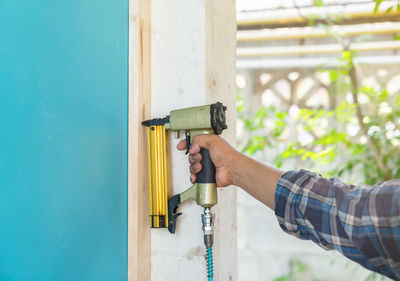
left=195, top=148, right=216, bottom=184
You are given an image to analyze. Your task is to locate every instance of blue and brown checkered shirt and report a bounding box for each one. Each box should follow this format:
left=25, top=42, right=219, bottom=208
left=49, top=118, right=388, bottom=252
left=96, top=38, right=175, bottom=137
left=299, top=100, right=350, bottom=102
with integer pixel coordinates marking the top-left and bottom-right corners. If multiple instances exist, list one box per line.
left=275, top=170, right=400, bottom=280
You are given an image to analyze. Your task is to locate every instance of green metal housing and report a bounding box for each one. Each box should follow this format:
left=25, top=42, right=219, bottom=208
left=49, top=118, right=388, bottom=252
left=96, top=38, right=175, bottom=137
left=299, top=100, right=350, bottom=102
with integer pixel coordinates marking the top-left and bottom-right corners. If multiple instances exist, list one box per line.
left=167, top=104, right=212, bottom=131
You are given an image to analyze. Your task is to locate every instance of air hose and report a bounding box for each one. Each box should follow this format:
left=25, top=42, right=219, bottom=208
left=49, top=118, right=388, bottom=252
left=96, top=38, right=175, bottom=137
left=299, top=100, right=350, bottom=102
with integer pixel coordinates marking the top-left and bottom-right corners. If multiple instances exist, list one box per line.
left=205, top=247, right=214, bottom=281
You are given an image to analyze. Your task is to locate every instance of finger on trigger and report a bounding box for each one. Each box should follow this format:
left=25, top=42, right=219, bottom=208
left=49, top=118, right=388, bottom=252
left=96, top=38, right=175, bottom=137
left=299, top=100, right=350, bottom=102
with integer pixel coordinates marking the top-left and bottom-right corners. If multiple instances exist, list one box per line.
left=189, top=143, right=201, bottom=154
left=177, top=140, right=187, bottom=150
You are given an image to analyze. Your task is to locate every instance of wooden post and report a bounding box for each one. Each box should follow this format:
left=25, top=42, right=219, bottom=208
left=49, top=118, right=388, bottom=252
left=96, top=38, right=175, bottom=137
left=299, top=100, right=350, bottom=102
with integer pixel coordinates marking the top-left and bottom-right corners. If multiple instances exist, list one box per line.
left=205, top=1, right=237, bottom=280
left=150, top=0, right=237, bottom=280
left=128, top=0, right=151, bottom=280
left=128, top=0, right=237, bottom=279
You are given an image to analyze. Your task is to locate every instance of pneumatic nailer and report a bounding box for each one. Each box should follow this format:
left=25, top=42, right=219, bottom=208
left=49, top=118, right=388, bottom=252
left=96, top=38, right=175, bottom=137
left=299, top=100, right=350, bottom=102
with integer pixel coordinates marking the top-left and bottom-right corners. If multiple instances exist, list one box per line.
left=142, top=102, right=227, bottom=281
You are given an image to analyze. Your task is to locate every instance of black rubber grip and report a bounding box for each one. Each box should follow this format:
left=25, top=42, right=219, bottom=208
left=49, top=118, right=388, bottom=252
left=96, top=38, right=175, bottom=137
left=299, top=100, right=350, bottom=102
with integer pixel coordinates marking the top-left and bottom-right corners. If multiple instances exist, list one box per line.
left=195, top=148, right=216, bottom=184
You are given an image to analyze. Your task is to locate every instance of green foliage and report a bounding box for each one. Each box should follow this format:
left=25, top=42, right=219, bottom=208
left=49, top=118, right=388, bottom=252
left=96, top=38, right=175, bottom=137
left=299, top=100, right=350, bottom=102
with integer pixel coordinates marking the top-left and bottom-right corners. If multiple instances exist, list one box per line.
left=272, top=259, right=312, bottom=281
left=392, top=34, right=400, bottom=40
left=372, top=0, right=400, bottom=13
left=373, top=0, right=385, bottom=13
left=238, top=3, right=399, bottom=281
left=313, top=0, right=324, bottom=7
left=238, top=52, right=400, bottom=186
left=365, top=272, right=387, bottom=281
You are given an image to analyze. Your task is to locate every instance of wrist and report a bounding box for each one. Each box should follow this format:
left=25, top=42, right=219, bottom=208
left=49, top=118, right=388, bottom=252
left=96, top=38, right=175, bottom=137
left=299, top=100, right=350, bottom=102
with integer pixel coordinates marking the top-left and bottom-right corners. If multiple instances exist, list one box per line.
left=229, top=152, right=284, bottom=209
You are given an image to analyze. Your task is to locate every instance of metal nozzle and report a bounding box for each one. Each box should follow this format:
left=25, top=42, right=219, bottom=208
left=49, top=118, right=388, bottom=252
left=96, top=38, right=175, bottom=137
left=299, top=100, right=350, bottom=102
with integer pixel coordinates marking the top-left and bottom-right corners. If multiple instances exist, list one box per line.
left=202, top=207, right=214, bottom=248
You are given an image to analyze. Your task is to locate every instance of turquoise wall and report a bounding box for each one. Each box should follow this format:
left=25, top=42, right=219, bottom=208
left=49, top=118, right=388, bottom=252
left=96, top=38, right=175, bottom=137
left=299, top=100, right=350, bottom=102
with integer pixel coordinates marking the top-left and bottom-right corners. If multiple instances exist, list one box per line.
left=0, top=0, right=128, bottom=280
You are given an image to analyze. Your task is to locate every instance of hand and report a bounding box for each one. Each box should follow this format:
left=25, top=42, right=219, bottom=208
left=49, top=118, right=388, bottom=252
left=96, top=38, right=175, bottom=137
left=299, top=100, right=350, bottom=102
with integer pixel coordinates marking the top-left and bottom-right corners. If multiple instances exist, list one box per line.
left=177, top=135, right=238, bottom=187
left=178, top=134, right=283, bottom=209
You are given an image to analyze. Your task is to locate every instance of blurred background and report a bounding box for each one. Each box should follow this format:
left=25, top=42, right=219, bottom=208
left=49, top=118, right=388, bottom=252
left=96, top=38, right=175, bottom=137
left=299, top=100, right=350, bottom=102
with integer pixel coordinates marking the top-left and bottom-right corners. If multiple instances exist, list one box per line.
left=235, top=1, right=400, bottom=280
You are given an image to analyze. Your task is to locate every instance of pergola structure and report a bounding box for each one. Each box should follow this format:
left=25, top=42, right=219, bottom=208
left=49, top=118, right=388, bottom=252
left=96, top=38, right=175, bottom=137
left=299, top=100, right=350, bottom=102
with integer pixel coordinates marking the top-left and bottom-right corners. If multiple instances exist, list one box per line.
left=236, top=0, right=400, bottom=125
left=235, top=2, right=399, bottom=280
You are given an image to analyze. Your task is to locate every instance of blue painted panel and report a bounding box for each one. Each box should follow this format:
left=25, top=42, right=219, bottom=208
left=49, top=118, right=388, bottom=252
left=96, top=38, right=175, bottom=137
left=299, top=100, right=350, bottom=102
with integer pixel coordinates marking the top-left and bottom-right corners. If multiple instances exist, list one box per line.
left=0, top=0, right=128, bottom=280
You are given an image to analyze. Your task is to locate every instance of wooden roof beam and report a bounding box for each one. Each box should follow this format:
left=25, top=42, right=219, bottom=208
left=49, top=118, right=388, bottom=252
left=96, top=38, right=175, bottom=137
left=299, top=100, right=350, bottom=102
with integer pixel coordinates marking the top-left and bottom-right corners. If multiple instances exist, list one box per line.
left=237, top=1, right=400, bottom=28
left=237, top=22, right=400, bottom=42
left=237, top=40, right=400, bottom=57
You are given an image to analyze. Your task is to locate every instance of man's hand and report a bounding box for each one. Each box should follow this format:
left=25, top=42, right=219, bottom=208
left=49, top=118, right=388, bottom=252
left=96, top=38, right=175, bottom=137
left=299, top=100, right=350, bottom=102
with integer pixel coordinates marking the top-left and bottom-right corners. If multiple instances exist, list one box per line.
left=177, top=134, right=283, bottom=209
left=177, top=135, right=238, bottom=187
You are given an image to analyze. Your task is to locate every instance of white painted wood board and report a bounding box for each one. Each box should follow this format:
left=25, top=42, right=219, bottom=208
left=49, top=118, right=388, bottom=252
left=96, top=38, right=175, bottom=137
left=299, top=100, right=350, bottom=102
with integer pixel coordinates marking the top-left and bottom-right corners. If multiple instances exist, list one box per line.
left=150, top=0, right=237, bottom=280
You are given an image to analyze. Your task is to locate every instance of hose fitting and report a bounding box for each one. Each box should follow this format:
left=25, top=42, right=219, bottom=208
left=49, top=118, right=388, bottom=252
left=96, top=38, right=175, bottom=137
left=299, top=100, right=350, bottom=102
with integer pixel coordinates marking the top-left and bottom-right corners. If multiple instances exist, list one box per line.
left=202, top=207, right=214, bottom=248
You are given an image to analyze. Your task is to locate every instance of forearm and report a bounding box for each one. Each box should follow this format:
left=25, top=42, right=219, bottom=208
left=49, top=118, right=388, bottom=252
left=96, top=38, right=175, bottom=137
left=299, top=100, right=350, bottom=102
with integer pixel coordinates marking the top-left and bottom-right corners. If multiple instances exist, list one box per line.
left=230, top=152, right=284, bottom=210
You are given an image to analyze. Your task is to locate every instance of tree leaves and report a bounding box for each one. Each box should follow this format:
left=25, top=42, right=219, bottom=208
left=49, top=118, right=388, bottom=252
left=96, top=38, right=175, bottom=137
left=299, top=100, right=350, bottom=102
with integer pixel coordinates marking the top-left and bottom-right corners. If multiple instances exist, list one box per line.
left=373, top=0, right=400, bottom=14
left=314, top=0, right=324, bottom=7
left=236, top=12, right=400, bottom=185
left=373, top=0, right=385, bottom=13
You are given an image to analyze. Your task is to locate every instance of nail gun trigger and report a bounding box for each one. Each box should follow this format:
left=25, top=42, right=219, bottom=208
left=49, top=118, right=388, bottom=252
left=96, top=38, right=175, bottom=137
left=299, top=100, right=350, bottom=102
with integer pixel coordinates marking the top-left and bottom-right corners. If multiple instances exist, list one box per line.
left=185, top=132, right=191, bottom=155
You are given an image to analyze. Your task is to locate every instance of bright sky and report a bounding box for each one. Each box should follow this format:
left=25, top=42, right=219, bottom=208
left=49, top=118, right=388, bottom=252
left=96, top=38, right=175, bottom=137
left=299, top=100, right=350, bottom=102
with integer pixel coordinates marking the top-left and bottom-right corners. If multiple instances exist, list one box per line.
left=236, top=0, right=372, bottom=11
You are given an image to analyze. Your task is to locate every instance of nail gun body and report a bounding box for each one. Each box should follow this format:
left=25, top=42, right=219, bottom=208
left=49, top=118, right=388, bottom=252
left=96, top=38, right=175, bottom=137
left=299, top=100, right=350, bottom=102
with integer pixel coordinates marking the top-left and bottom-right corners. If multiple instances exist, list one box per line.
left=142, top=102, right=227, bottom=281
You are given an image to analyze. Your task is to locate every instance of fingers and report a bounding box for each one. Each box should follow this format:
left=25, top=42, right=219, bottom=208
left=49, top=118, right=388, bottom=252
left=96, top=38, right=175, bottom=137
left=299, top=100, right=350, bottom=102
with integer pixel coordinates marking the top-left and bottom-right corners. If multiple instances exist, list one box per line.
left=178, top=135, right=215, bottom=153
left=191, top=134, right=214, bottom=151
left=189, top=153, right=202, bottom=164
left=190, top=174, right=196, bottom=184
left=189, top=162, right=200, bottom=183
left=177, top=139, right=187, bottom=151
left=177, top=136, right=212, bottom=185
left=190, top=162, right=202, bottom=174
left=189, top=152, right=202, bottom=184
left=188, top=143, right=201, bottom=154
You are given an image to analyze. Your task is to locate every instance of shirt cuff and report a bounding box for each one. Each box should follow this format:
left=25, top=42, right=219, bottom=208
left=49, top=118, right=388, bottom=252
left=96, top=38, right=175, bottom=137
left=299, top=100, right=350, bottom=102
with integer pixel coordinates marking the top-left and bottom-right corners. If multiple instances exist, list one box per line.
left=274, top=169, right=330, bottom=245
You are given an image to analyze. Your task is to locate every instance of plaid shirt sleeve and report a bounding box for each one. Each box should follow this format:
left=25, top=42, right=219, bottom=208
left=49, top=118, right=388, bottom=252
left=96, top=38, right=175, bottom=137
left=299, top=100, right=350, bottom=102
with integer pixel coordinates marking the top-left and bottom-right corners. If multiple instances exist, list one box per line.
left=275, top=169, right=400, bottom=280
